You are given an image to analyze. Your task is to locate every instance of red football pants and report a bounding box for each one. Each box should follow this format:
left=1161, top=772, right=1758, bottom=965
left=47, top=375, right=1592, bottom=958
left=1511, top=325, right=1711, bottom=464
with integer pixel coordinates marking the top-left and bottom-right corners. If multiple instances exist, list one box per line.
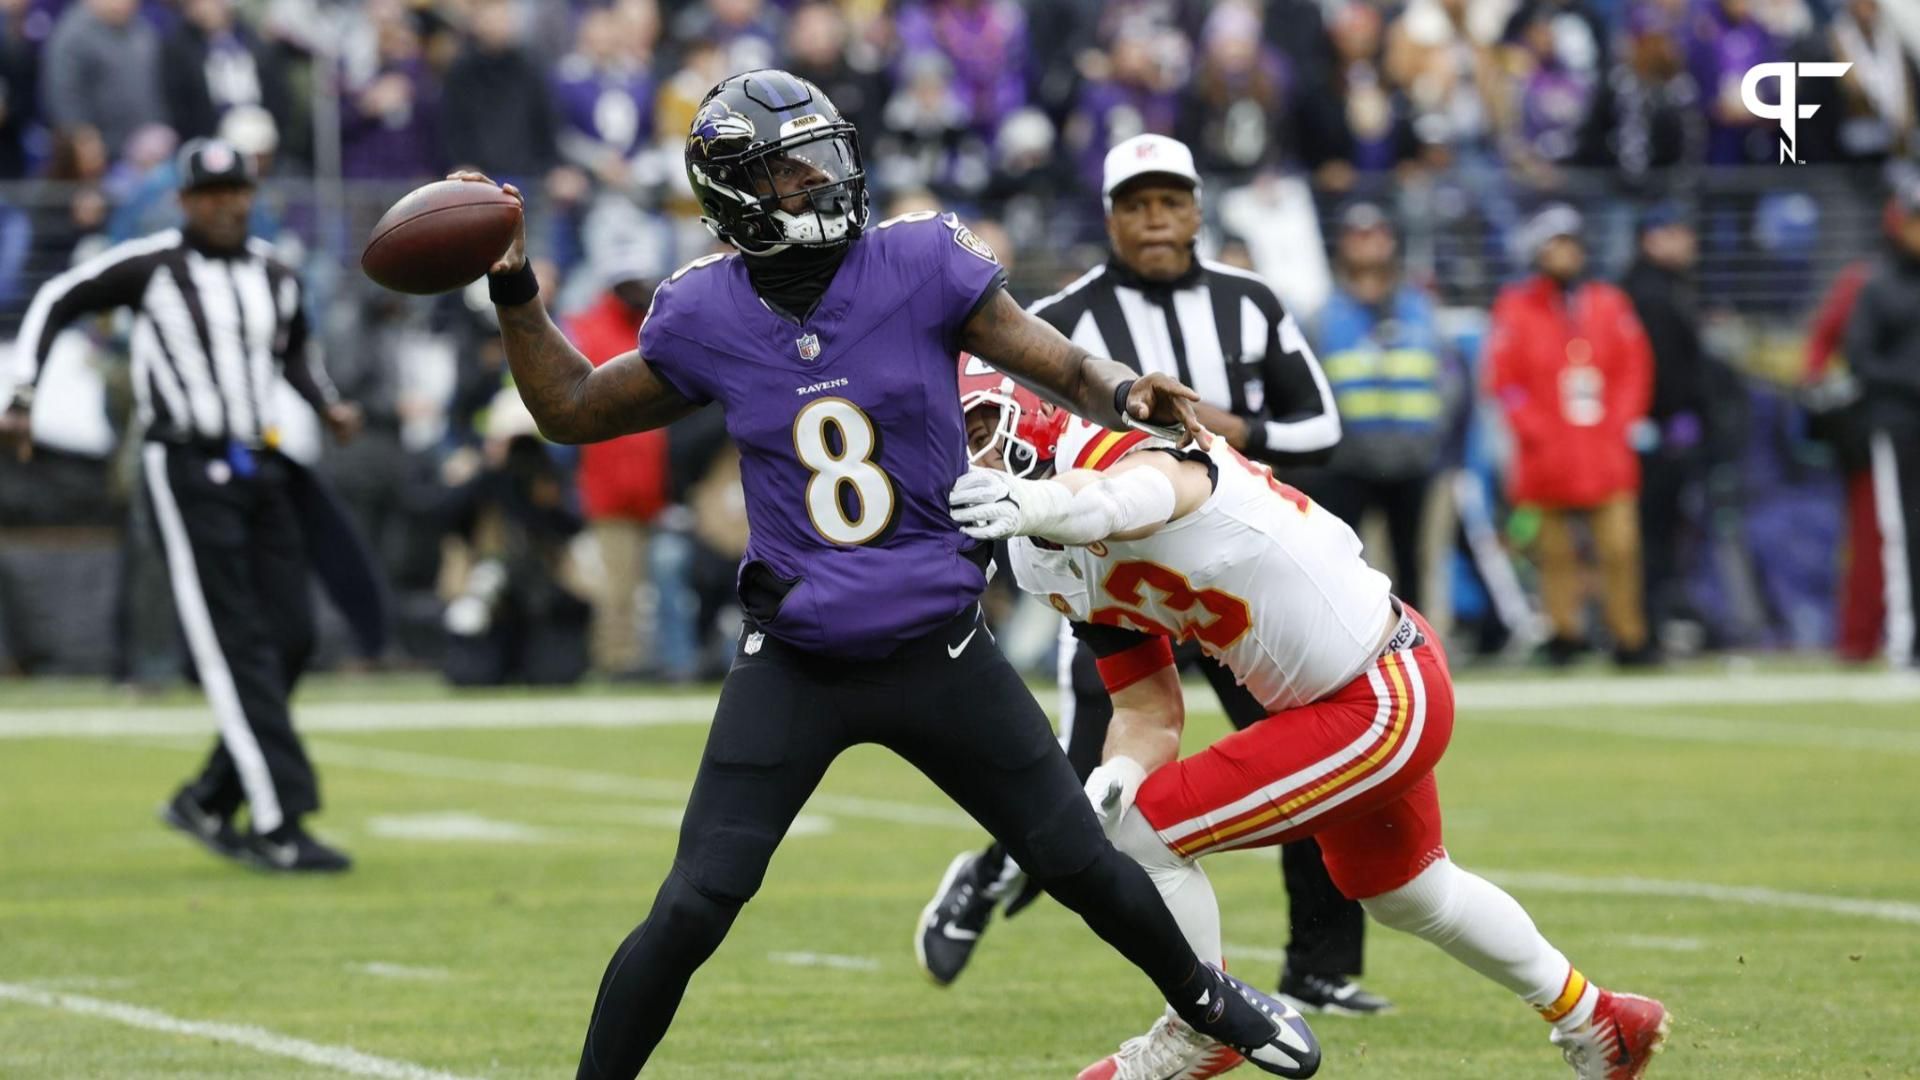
left=1135, top=607, right=1455, bottom=900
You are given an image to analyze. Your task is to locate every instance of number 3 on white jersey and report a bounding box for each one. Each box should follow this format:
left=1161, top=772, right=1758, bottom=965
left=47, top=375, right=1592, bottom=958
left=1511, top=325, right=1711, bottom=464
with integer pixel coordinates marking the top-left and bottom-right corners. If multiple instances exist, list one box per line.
left=793, top=397, right=896, bottom=545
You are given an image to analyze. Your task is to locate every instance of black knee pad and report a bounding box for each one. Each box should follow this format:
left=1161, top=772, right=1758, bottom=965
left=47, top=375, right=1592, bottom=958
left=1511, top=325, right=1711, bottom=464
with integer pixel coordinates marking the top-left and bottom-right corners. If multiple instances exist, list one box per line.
left=648, top=865, right=744, bottom=963
left=1010, top=793, right=1108, bottom=883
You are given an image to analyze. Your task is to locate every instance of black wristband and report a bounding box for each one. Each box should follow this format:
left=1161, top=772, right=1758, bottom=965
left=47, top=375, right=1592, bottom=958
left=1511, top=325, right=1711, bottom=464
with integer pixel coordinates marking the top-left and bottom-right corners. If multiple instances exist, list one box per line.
left=1113, top=378, right=1135, bottom=424
left=1242, top=417, right=1268, bottom=457
left=487, top=261, right=539, bottom=307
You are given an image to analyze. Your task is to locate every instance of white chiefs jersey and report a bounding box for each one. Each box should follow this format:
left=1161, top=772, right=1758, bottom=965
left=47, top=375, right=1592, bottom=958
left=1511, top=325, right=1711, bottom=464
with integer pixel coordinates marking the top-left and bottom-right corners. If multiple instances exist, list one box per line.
left=1009, top=419, right=1394, bottom=712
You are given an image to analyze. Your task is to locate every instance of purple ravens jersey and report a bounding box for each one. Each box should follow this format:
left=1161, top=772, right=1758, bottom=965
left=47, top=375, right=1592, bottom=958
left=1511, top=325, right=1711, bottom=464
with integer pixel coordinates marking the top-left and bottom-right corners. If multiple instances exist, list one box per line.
left=640, top=212, right=1008, bottom=658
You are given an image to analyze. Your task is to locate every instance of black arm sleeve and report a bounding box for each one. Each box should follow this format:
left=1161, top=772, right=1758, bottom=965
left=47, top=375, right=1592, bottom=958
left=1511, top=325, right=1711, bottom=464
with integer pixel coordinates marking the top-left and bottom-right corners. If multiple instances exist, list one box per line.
left=1242, top=300, right=1341, bottom=467
left=279, top=300, right=341, bottom=412
left=1070, top=618, right=1159, bottom=658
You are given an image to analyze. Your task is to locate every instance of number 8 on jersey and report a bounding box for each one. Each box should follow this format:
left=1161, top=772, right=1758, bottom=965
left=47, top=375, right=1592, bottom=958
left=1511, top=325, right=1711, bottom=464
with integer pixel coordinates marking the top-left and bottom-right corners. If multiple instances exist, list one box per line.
left=792, top=397, right=896, bottom=545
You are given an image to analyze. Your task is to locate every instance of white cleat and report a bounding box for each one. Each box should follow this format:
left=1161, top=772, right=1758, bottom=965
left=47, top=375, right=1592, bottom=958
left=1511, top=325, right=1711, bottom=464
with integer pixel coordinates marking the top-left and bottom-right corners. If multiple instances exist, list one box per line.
left=1077, top=1014, right=1246, bottom=1080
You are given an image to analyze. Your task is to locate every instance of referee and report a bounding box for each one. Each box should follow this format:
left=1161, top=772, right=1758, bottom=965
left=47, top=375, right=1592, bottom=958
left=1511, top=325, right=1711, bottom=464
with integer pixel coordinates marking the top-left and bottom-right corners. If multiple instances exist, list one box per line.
left=0, top=139, right=361, bottom=872
left=919, top=135, right=1391, bottom=1016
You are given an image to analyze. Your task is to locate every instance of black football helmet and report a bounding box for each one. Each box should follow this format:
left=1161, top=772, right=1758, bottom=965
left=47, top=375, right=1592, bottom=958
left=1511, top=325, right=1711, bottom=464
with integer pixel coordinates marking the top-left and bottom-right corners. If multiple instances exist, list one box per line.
left=685, top=70, right=869, bottom=255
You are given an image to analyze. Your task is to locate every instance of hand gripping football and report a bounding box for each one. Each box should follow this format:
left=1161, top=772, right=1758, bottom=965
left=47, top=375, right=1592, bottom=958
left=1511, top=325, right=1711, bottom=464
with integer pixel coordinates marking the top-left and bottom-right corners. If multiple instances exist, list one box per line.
left=361, top=179, right=521, bottom=295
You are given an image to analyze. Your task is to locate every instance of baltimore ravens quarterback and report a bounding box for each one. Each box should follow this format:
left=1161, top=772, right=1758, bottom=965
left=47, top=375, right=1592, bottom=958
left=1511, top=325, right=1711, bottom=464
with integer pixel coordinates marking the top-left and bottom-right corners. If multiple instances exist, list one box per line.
left=451, top=69, right=1320, bottom=1080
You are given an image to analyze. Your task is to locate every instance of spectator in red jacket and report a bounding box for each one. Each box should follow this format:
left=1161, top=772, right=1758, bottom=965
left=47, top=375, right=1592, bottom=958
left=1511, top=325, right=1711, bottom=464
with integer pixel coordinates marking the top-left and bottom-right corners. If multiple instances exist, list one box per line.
left=565, top=219, right=674, bottom=677
left=1488, top=204, right=1657, bottom=666
left=1805, top=259, right=1879, bottom=661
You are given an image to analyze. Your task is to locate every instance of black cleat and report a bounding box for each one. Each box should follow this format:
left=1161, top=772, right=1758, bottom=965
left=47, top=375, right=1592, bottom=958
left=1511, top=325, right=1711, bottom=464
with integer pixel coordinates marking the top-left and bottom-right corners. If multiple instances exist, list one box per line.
left=915, top=851, right=999, bottom=985
left=242, top=823, right=353, bottom=873
left=157, top=790, right=246, bottom=864
left=1278, top=970, right=1395, bottom=1017
left=1182, top=965, right=1322, bottom=1077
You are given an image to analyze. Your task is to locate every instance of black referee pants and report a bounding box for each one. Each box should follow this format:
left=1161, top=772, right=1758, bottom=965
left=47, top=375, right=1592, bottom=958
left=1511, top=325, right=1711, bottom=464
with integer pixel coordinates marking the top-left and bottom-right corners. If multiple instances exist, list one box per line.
left=576, top=607, right=1210, bottom=1079
left=142, top=442, right=319, bottom=832
left=1055, top=639, right=1369, bottom=979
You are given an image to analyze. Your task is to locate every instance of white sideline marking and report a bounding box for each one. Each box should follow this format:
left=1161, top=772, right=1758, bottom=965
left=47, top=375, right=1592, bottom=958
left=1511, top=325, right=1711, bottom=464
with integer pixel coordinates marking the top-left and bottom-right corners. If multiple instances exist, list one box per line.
left=0, top=982, right=481, bottom=1080
left=0, top=695, right=715, bottom=739
left=768, top=951, right=881, bottom=973
left=1470, top=709, right=1920, bottom=755
left=364, top=813, right=557, bottom=844
left=5, top=670, right=1917, bottom=742
left=306, top=742, right=976, bottom=830
left=1455, top=671, right=1920, bottom=710
left=1617, top=935, right=1705, bottom=953
left=1487, top=871, right=1920, bottom=926
left=349, top=963, right=450, bottom=981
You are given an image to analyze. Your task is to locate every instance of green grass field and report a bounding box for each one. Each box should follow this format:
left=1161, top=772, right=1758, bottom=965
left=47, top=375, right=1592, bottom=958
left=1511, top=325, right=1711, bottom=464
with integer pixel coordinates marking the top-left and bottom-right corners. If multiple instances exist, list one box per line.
left=3, top=669, right=1918, bottom=1079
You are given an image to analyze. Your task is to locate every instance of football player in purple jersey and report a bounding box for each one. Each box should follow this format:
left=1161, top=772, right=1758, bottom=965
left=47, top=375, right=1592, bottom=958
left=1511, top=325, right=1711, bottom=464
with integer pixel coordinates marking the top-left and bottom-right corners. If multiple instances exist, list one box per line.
left=453, top=69, right=1320, bottom=1080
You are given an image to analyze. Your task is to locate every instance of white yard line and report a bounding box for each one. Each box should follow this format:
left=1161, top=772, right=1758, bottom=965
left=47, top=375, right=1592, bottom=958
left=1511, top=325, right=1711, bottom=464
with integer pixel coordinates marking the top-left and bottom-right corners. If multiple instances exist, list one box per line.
left=0, top=982, right=482, bottom=1080
left=1486, top=871, right=1920, bottom=926
left=767, top=952, right=881, bottom=973
left=304, top=741, right=977, bottom=830
left=348, top=963, right=451, bottom=982
left=1221, top=943, right=1289, bottom=965
left=1616, top=935, right=1705, bottom=953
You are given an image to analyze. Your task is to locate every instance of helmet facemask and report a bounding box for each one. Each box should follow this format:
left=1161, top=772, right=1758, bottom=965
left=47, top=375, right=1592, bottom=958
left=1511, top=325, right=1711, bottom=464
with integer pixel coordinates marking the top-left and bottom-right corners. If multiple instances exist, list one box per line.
left=962, top=390, right=1045, bottom=479
left=692, top=126, right=868, bottom=255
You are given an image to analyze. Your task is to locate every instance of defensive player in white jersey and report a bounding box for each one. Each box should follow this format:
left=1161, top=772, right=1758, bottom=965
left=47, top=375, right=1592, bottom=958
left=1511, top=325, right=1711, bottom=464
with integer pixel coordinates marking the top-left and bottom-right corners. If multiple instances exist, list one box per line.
left=951, top=358, right=1670, bottom=1080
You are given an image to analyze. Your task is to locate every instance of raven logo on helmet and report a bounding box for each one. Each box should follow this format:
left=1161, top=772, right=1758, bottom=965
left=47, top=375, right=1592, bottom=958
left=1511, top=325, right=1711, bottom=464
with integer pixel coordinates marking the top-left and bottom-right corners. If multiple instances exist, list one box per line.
left=684, top=69, right=871, bottom=256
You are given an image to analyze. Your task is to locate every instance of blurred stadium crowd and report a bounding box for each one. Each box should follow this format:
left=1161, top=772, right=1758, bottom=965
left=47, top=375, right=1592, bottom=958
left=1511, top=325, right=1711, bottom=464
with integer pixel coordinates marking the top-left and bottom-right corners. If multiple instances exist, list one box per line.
left=3, top=0, right=1920, bottom=683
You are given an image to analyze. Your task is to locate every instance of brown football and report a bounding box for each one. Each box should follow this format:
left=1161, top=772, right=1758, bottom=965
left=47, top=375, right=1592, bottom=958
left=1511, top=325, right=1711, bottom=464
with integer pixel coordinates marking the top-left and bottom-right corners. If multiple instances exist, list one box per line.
left=361, top=180, right=521, bottom=295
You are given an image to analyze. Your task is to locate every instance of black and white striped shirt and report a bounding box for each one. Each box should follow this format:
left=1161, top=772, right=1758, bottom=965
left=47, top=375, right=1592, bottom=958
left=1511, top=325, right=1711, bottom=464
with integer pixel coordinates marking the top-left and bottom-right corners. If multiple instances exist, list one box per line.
left=11, top=230, right=337, bottom=446
left=1030, top=256, right=1339, bottom=465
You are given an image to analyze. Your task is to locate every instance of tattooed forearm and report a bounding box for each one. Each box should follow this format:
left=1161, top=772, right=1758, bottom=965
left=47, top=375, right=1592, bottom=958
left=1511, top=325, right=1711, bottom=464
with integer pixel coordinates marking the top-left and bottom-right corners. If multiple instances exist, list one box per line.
left=959, top=288, right=1131, bottom=428
left=495, top=299, right=697, bottom=443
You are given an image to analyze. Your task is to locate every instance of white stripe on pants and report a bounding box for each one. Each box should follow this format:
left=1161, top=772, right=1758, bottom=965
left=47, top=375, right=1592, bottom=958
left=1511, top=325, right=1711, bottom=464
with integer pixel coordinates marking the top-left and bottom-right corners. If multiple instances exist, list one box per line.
left=142, top=443, right=285, bottom=830
left=1870, top=432, right=1915, bottom=668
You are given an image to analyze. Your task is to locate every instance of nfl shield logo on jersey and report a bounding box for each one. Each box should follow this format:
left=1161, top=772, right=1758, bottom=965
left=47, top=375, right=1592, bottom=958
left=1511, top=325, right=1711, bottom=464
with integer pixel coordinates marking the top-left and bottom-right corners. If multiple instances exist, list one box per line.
left=796, top=333, right=821, bottom=361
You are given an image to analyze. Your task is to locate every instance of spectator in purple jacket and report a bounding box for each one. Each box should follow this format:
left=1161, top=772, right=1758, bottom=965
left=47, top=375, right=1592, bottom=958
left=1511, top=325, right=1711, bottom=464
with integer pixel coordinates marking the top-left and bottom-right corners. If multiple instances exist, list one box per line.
left=551, top=5, right=654, bottom=193
left=340, top=9, right=441, bottom=179
left=1501, top=3, right=1602, bottom=183
left=1689, top=0, right=1780, bottom=164
left=895, top=0, right=1029, bottom=141
left=1067, top=21, right=1182, bottom=192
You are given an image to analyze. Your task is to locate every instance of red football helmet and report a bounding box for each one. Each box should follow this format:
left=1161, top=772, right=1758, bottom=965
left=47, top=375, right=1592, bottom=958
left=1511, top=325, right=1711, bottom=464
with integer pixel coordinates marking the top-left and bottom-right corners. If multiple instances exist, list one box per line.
left=956, top=353, right=1067, bottom=477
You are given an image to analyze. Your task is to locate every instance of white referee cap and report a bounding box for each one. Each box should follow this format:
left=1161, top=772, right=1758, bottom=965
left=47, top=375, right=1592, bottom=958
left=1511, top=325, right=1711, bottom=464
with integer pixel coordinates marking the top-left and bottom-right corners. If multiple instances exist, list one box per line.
left=1102, top=134, right=1202, bottom=210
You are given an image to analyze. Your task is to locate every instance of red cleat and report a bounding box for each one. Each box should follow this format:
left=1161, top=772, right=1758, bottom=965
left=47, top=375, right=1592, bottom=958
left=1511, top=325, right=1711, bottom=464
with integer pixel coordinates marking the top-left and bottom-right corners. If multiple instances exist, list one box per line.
left=1550, top=989, right=1671, bottom=1079
left=1078, top=1015, right=1245, bottom=1080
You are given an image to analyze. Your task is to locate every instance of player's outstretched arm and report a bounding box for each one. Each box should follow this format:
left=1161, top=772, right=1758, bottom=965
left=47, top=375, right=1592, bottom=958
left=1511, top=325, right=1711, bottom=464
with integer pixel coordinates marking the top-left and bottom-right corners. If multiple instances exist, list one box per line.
left=949, top=450, right=1212, bottom=544
left=959, top=288, right=1211, bottom=449
left=454, top=171, right=700, bottom=443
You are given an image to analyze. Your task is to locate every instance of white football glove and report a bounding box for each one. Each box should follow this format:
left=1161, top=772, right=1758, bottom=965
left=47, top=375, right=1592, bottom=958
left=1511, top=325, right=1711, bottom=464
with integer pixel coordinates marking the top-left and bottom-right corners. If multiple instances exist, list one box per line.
left=948, top=467, right=1031, bottom=541
left=1084, top=756, right=1148, bottom=836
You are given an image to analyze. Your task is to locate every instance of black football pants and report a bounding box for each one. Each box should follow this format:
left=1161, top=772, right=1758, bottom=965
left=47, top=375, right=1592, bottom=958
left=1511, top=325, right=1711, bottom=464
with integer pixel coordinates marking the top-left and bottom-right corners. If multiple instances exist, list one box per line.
left=575, top=607, right=1209, bottom=1078
left=143, top=443, right=319, bottom=832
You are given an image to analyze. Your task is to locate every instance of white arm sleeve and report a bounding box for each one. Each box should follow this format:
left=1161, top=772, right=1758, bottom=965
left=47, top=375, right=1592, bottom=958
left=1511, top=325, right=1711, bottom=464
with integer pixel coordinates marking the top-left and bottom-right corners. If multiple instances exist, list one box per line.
left=1010, top=465, right=1178, bottom=545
